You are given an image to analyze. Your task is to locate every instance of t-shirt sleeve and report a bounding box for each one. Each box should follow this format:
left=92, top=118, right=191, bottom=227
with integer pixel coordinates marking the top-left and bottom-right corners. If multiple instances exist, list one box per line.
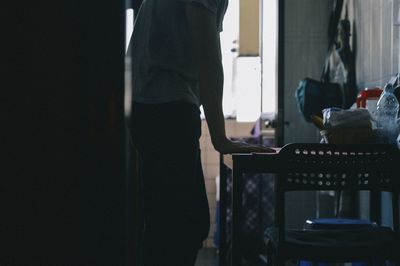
left=178, top=0, right=220, bottom=15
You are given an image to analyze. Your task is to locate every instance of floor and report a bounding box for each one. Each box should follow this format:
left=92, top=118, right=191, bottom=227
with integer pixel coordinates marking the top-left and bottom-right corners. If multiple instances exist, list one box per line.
left=195, top=248, right=218, bottom=266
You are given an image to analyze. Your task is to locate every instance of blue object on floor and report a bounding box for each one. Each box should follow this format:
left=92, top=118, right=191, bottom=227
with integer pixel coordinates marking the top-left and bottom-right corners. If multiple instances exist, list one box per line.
left=304, top=218, right=377, bottom=230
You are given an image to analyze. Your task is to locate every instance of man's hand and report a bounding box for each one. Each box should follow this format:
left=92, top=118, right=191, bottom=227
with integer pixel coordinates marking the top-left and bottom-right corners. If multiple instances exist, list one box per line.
left=213, top=137, right=276, bottom=154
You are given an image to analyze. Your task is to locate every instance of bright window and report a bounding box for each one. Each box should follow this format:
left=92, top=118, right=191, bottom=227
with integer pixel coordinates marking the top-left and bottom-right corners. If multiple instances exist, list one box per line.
left=218, top=0, right=277, bottom=122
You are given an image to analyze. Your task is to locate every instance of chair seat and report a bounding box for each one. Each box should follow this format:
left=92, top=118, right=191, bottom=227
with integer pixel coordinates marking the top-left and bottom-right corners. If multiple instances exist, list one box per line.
left=265, top=226, right=397, bottom=262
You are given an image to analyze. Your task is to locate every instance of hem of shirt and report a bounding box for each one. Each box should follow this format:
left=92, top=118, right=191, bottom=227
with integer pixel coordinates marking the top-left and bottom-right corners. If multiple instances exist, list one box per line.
left=132, top=96, right=200, bottom=107
left=177, top=0, right=218, bottom=15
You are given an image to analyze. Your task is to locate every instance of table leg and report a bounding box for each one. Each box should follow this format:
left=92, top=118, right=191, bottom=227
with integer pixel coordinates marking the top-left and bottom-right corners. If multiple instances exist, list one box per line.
left=232, top=164, right=243, bottom=266
left=219, top=154, right=227, bottom=266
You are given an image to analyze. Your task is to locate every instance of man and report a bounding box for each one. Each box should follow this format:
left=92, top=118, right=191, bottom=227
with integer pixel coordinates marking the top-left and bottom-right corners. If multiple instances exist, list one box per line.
left=129, top=0, right=274, bottom=264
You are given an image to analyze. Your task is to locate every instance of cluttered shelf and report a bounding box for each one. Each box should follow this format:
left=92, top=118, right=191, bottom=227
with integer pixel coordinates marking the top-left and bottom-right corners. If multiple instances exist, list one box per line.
left=307, top=81, right=400, bottom=146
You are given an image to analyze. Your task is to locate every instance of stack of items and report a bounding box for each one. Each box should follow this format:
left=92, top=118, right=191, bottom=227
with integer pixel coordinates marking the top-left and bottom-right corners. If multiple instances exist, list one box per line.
left=311, top=108, right=374, bottom=144
left=311, top=83, right=400, bottom=145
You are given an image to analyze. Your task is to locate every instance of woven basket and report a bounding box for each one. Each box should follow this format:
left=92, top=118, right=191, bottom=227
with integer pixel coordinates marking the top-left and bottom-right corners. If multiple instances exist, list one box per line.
left=320, top=127, right=374, bottom=144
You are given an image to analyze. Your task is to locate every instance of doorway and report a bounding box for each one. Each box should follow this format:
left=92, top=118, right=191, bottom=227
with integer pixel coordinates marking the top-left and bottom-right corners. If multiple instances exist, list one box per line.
left=219, top=0, right=277, bottom=122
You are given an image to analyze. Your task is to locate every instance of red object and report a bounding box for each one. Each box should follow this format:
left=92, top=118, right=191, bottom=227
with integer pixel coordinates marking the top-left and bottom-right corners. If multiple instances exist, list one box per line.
left=356, top=87, right=383, bottom=108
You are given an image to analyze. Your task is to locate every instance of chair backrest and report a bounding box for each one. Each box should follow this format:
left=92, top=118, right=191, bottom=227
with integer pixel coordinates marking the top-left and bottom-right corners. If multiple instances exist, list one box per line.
left=274, top=143, right=399, bottom=233
left=279, top=143, right=398, bottom=192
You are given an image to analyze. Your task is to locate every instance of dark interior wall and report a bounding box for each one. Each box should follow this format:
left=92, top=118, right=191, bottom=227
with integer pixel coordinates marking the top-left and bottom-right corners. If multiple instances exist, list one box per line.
left=3, top=1, right=126, bottom=265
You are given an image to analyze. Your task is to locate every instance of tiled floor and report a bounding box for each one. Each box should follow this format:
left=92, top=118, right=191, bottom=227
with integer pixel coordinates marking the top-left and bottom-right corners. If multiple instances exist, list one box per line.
left=195, top=248, right=218, bottom=266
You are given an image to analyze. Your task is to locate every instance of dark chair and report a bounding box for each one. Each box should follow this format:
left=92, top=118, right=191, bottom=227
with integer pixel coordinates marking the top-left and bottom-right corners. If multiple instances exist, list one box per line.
left=265, top=143, right=400, bottom=266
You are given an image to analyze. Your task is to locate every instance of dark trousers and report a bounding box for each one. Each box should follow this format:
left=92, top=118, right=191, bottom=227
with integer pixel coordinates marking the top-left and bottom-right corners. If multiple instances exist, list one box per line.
left=131, top=102, right=210, bottom=266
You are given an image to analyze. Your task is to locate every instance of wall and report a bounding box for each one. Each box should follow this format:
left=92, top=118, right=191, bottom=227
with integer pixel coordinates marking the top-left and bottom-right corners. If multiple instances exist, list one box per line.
left=200, top=120, right=255, bottom=247
left=353, top=0, right=400, bottom=88
left=283, top=0, right=332, bottom=144
left=351, top=0, right=400, bottom=224
left=239, top=0, right=260, bottom=55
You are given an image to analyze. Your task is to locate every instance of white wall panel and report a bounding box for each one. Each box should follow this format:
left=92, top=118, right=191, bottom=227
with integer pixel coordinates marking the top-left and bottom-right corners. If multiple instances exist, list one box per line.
left=283, top=0, right=331, bottom=144
left=354, top=0, right=400, bottom=88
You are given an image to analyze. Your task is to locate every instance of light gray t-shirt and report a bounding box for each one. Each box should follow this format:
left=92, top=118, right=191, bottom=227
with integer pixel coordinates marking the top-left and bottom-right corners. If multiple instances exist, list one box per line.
left=130, top=0, right=228, bottom=106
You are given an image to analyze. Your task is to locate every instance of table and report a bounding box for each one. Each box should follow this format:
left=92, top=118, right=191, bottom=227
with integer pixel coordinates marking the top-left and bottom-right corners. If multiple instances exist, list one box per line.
left=219, top=150, right=282, bottom=266
left=219, top=144, right=399, bottom=266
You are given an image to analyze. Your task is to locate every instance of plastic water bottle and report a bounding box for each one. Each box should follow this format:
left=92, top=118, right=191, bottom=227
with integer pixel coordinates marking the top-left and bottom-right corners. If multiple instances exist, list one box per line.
left=376, top=83, right=399, bottom=143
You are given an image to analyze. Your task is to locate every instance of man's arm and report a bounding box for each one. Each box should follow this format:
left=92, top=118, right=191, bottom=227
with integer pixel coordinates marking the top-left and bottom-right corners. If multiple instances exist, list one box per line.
left=185, top=3, right=274, bottom=154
